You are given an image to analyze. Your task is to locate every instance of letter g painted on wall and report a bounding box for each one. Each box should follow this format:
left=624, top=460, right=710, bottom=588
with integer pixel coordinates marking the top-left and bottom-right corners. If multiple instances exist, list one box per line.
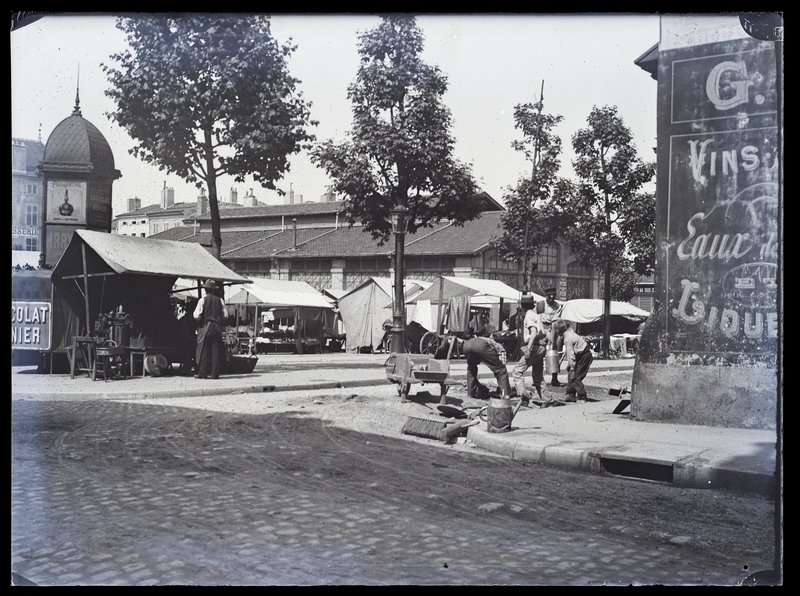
left=706, top=60, right=754, bottom=110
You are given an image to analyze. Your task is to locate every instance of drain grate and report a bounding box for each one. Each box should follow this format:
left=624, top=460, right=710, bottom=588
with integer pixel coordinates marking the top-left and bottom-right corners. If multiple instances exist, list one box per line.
left=600, top=457, right=673, bottom=484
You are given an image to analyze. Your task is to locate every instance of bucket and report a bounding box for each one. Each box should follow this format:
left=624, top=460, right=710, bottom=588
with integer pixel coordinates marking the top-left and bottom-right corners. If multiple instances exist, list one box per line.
left=479, top=397, right=522, bottom=434
left=545, top=349, right=561, bottom=375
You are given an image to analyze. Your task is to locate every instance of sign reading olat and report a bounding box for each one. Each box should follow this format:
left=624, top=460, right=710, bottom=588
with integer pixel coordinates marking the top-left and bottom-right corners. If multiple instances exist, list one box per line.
left=12, top=301, right=51, bottom=351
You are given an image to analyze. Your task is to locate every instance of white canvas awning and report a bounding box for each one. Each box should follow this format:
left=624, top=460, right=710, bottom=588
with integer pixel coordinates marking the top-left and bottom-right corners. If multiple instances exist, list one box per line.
left=407, top=276, right=538, bottom=304
left=227, top=278, right=333, bottom=309
left=559, top=299, right=650, bottom=324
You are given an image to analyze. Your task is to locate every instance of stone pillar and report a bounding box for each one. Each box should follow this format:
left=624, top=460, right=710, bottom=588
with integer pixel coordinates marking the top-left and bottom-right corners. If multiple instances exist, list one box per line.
left=631, top=15, right=782, bottom=430
left=330, top=259, right=345, bottom=292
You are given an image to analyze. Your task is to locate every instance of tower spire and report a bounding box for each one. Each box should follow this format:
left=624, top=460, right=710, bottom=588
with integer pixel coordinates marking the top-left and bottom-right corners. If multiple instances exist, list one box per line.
left=72, top=64, right=82, bottom=116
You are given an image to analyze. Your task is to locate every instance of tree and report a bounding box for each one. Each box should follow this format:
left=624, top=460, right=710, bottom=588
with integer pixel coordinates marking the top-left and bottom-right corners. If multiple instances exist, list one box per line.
left=551, top=105, right=655, bottom=357
left=492, top=94, right=564, bottom=292
left=102, top=15, right=315, bottom=259
left=310, top=15, right=482, bottom=245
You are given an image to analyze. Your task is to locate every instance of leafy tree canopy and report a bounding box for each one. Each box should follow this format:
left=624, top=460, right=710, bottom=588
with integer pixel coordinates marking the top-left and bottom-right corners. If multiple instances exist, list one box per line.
left=311, top=15, right=482, bottom=245
left=102, top=14, right=315, bottom=257
left=551, top=105, right=655, bottom=277
left=493, top=101, right=563, bottom=285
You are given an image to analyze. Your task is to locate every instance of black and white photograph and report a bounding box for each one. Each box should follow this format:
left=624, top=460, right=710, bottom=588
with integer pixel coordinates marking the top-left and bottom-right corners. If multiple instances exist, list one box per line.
left=11, top=12, right=782, bottom=586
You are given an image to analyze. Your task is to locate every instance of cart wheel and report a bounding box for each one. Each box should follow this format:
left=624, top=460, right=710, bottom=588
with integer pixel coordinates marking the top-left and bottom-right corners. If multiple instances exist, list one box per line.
left=419, top=332, right=440, bottom=355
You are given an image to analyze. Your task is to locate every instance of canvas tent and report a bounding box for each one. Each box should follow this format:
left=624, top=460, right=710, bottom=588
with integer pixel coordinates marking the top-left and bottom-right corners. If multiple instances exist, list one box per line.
left=407, top=276, right=541, bottom=334
left=559, top=299, right=650, bottom=336
left=337, top=277, right=431, bottom=353
left=49, top=230, right=249, bottom=357
left=559, top=299, right=650, bottom=324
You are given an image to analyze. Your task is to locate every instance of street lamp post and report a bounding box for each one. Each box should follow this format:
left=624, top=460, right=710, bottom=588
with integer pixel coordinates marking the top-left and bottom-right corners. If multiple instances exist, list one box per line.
left=390, top=205, right=410, bottom=354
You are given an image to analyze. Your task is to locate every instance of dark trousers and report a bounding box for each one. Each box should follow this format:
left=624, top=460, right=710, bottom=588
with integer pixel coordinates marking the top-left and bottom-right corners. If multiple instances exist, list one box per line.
left=566, top=348, right=593, bottom=398
left=198, top=324, right=224, bottom=378
left=462, top=337, right=512, bottom=399
left=511, top=344, right=545, bottom=397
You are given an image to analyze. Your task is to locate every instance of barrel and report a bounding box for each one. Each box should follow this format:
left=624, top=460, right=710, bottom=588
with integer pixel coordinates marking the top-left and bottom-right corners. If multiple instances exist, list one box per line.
left=545, top=349, right=561, bottom=375
left=482, top=397, right=516, bottom=434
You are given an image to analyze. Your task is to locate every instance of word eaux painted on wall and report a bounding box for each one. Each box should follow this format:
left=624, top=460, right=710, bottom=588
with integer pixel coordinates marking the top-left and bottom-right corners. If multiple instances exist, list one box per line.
left=677, top=212, right=778, bottom=261
left=12, top=301, right=51, bottom=350
left=672, top=278, right=777, bottom=340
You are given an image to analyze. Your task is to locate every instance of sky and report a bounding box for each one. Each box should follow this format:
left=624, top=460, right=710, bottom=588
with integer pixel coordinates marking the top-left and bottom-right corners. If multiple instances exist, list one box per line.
left=11, top=12, right=661, bottom=217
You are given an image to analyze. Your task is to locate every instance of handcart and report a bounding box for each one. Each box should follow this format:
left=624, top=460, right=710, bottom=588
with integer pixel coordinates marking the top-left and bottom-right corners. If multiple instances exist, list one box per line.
left=385, top=338, right=461, bottom=403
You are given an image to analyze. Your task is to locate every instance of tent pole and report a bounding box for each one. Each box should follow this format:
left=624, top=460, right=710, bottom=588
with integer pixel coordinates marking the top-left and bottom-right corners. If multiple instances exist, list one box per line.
left=81, top=243, right=91, bottom=335
left=436, top=276, right=444, bottom=336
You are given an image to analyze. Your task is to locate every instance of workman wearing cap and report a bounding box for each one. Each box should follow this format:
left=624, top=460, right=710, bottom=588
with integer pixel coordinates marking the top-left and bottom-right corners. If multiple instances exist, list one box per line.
left=460, top=325, right=512, bottom=401
left=536, top=287, right=564, bottom=387
left=193, top=279, right=228, bottom=379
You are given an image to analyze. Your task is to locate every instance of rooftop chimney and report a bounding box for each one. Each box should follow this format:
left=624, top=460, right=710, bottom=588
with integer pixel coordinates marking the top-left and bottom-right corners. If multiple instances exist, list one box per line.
left=288, top=183, right=295, bottom=205
left=160, top=181, right=175, bottom=208
left=127, top=197, right=141, bottom=212
left=230, top=187, right=238, bottom=204
left=197, top=189, right=208, bottom=216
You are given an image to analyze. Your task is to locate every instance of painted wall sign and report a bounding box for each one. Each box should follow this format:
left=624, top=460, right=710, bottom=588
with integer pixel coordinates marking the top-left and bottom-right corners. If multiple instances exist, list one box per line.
left=45, top=224, right=81, bottom=267
left=659, top=36, right=779, bottom=359
left=47, top=180, right=86, bottom=224
left=12, top=300, right=51, bottom=351
left=87, top=183, right=112, bottom=229
left=671, top=49, right=778, bottom=123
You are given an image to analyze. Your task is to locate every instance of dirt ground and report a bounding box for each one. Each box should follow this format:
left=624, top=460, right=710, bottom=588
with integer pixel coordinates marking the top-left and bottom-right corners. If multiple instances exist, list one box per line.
left=13, top=370, right=777, bottom=580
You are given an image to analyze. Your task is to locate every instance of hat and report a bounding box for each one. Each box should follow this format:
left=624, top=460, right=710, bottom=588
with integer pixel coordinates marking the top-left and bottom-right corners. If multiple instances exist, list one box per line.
left=545, top=287, right=557, bottom=296
left=203, top=280, right=218, bottom=290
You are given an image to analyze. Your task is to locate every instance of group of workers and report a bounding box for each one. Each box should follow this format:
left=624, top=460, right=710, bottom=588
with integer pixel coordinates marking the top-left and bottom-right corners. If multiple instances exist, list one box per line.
left=460, top=287, right=594, bottom=406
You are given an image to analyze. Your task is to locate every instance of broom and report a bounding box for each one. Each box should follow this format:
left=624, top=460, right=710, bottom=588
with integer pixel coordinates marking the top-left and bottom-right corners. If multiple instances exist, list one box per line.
left=401, top=403, right=481, bottom=441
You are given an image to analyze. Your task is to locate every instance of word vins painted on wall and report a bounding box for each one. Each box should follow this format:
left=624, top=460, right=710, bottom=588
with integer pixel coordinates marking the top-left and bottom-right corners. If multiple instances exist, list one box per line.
left=12, top=301, right=51, bottom=350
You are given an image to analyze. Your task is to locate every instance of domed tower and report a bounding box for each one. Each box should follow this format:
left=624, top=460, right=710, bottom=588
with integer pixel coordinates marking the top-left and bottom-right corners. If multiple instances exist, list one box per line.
left=40, top=88, right=121, bottom=266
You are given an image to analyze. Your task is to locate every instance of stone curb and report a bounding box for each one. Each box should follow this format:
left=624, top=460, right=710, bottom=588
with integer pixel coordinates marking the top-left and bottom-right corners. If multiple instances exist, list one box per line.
left=466, top=426, right=776, bottom=496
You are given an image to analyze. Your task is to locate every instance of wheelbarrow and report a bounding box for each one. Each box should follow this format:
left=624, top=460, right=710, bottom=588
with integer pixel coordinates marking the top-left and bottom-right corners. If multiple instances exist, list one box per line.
left=385, top=350, right=461, bottom=404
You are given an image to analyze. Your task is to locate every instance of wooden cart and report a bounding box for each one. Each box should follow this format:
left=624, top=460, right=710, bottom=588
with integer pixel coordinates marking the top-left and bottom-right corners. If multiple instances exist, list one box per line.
left=385, top=353, right=461, bottom=404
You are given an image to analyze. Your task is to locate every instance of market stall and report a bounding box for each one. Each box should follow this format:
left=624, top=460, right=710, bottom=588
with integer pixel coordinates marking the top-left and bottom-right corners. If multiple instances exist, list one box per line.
left=337, top=276, right=431, bottom=354
left=558, top=299, right=650, bottom=356
left=226, top=278, right=338, bottom=354
left=406, top=276, right=540, bottom=357
left=50, top=229, right=250, bottom=377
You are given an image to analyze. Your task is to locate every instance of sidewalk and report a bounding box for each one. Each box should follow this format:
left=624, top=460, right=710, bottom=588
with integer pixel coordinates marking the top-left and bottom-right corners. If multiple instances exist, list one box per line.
left=11, top=352, right=777, bottom=496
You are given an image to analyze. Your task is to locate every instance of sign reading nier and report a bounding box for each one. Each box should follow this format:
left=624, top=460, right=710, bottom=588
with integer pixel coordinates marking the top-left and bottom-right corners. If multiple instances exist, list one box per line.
left=663, top=37, right=779, bottom=358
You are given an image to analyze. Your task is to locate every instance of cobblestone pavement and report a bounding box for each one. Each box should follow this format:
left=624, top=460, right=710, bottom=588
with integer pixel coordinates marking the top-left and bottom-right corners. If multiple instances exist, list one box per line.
left=12, top=396, right=773, bottom=586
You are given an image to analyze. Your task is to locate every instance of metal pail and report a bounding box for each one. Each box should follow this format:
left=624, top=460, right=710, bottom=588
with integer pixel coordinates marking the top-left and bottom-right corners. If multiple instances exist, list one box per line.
left=479, top=397, right=522, bottom=433
left=545, top=349, right=561, bottom=375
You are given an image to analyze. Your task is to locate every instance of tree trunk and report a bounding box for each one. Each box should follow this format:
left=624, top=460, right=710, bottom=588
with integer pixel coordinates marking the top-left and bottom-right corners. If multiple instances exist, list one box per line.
left=603, top=258, right=611, bottom=360
left=203, top=126, right=222, bottom=261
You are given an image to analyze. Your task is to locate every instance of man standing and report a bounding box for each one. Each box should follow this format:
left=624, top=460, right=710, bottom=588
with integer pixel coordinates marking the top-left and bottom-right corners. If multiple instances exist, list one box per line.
left=511, top=294, right=547, bottom=405
left=553, top=319, right=594, bottom=402
left=193, top=279, right=228, bottom=379
left=537, top=286, right=564, bottom=387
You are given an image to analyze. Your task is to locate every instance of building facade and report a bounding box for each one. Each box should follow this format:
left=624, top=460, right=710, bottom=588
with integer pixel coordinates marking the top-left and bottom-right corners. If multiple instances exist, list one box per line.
left=152, top=194, right=602, bottom=302
left=12, top=136, right=46, bottom=255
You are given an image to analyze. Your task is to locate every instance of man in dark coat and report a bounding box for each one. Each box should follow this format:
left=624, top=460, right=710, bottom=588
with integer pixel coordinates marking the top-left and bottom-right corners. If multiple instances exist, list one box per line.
left=193, top=280, right=228, bottom=379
